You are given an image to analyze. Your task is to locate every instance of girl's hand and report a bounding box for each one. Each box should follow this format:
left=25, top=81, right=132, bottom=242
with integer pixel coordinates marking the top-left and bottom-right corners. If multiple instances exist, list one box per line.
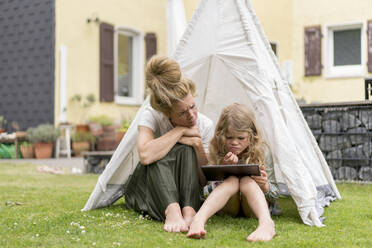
left=223, top=152, right=239, bottom=165
left=183, top=126, right=201, bottom=138
left=251, top=165, right=269, bottom=193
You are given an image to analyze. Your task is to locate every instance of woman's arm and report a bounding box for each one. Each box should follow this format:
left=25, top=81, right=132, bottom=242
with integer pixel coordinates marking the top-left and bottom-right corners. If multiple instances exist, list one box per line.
left=137, top=126, right=187, bottom=165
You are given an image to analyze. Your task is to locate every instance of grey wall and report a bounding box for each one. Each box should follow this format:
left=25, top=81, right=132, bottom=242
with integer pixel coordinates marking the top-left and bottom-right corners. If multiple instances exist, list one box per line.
left=0, top=0, right=55, bottom=132
left=301, top=104, right=372, bottom=181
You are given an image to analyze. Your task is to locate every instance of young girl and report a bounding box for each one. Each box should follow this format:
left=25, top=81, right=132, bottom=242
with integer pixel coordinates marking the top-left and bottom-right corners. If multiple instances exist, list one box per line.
left=187, top=103, right=279, bottom=242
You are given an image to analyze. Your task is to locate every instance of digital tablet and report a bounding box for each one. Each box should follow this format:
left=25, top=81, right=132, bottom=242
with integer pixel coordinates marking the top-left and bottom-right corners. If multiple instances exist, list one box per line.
left=201, top=164, right=261, bottom=181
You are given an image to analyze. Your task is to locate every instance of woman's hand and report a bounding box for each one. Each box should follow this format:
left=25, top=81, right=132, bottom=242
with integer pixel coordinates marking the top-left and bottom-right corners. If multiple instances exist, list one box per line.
left=223, top=152, right=239, bottom=165
left=251, top=165, right=269, bottom=193
left=178, top=136, right=201, bottom=147
left=183, top=126, right=201, bottom=138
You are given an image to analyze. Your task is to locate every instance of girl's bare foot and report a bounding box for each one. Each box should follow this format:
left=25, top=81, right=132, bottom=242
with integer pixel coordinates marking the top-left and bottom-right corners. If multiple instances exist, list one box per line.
left=182, top=206, right=196, bottom=228
left=187, top=218, right=207, bottom=239
left=246, top=219, right=275, bottom=242
left=164, top=203, right=188, bottom=233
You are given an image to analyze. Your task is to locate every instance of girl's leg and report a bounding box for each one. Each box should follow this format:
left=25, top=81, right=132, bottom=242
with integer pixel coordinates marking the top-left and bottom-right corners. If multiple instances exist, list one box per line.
left=187, top=176, right=239, bottom=239
left=239, top=176, right=275, bottom=242
left=218, top=192, right=240, bottom=217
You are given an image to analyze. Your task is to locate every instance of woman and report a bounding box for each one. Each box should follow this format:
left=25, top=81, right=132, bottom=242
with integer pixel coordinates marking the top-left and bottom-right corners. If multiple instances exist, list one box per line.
left=124, top=55, right=213, bottom=233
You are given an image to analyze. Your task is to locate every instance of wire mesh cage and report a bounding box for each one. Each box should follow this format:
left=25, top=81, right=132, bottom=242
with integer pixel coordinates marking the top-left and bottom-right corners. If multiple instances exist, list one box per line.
left=301, top=102, right=372, bottom=182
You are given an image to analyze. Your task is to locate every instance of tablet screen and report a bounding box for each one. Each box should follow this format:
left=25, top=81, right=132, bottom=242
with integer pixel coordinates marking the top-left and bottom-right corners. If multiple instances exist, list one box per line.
left=201, top=164, right=260, bottom=181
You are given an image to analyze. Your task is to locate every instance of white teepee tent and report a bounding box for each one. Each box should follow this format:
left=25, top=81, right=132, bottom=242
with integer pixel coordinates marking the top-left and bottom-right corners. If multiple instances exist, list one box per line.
left=83, top=0, right=341, bottom=227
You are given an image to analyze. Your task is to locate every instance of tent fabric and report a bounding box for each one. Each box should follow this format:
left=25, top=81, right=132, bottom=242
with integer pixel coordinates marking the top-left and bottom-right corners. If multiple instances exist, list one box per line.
left=167, top=0, right=187, bottom=56
left=83, top=0, right=340, bottom=227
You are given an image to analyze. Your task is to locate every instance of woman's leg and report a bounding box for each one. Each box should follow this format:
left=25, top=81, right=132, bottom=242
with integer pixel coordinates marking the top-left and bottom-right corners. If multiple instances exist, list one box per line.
left=239, top=176, right=275, bottom=242
left=145, top=157, right=188, bottom=233
left=187, top=176, right=240, bottom=239
left=175, top=144, right=201, bottom=227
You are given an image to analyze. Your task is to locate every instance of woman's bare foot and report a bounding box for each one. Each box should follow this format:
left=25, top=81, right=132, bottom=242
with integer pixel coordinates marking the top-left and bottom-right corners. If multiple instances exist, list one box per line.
left=182, top=206, right=196, bottom=228
left=186, top=218, right=207, bottom=239
left=246, top=219, right=275, bottom=242
left=164, top=203, right=188, bottom=233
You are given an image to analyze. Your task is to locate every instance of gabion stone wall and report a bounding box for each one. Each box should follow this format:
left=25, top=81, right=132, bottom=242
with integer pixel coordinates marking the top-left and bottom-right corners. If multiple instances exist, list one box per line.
left=301, top=102, right=372, bottom=182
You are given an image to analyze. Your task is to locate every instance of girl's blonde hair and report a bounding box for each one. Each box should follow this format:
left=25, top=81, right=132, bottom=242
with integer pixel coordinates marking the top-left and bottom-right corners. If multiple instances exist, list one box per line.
left=209, top=103, right=266, bottom=165
left=146, top=55, right=195, bottom=116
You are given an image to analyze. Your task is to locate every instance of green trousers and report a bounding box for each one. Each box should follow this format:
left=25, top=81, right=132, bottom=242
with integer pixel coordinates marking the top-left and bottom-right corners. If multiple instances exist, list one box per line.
left=124, top=144, right=201, bottom=221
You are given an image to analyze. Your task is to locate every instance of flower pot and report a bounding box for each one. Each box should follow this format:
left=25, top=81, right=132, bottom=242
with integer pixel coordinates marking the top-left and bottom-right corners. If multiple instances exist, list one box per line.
left=20, top=145, right=34, bottom=159
left=76, top=124, right=89, bottom=132
left=97, top=136, right=116, bottom=151
left=72, top=141, right=90, bottom=157
left=115, top=131, right=126, bottom=147
left=34, top=143, right=53, bottom=159
left=0, top=128, right=5, bottom=134
left=88, top=122, right=103, bottom=136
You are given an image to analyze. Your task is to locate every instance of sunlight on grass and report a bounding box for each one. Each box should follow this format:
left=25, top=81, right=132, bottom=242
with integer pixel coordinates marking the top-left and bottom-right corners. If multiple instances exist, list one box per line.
left=1, top=162, right=371, bottom=247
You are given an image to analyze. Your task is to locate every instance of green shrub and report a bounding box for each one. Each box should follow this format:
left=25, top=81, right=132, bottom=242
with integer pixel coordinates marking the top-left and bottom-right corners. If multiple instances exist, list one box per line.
left=26, top=124, right=60, bottom=143
left=88, top=115, right=114, bottom=126
left=119, top=119, right=131, bottom=132
left=20, top=141, right=33, bottom=147
left=71, top=131, right=96, bottom=144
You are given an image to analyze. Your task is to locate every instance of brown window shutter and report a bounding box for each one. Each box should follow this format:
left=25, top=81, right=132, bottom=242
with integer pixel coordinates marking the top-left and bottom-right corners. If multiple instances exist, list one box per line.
left=368, top=20, right=372, bottom=72
left=145, top=33, right=157, bottom=61
left=304, top=26, right=322, bottom=76
left=100, top=22, right=114, bottom=102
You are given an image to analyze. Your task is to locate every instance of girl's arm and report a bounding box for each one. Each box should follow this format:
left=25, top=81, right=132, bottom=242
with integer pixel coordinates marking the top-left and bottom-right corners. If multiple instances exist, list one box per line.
left=252, top=149, right=280, bottom=202
left=137, top=126, right=187, bottom=165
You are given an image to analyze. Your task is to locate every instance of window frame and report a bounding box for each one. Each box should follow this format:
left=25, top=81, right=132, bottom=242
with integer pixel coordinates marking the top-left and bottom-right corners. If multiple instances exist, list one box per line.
left=114, top=27, right=144, bottom=105
left=324, top=22, right=366, bottom=78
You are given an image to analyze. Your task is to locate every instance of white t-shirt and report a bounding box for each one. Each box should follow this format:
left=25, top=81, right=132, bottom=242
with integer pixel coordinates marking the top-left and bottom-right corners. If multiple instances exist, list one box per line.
left=138, top=105, right=214, bottom=153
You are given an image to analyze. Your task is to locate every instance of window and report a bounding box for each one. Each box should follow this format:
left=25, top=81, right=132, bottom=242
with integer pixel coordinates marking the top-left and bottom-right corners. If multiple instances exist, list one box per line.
left=325, top=23, right=365, bottom=78
left=270, top=41, right=278, bottom=56
left=114, top=27, right=144, bottom=105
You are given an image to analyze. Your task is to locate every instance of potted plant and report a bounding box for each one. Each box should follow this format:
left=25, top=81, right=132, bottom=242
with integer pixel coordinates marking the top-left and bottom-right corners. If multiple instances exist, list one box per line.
left=89, top=115, right=117, bottom=151
left=89, top=115, right=114, bottom=131
left=71, top=131, right=96, bottom=157
left=70, top=93, right=96, bottom=132
left=20, top=141, right=34, bottom=159
left=0, top=116, right=7, bottom=133
left=115, top=118, right=131, bottom=147
left=26, top=124, right=60, bottom=159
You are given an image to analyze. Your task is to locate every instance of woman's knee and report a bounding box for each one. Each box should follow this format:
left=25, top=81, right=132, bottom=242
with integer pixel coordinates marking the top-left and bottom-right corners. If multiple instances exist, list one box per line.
left=172, top=143, right=194, bottom=155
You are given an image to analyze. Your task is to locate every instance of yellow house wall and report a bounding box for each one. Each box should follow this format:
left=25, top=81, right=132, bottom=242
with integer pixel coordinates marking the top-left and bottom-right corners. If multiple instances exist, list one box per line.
left=251, top=0, right=293, bottom=63
left=55, top=0, right=371, bottom=125
left=54, top=0, right=168, bottom=125
left=292, top=0, right=372, bottom=103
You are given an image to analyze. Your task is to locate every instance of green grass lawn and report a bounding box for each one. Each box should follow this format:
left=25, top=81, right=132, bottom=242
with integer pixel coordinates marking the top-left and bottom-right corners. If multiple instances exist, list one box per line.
left=1, top=162, right=371, bottom=248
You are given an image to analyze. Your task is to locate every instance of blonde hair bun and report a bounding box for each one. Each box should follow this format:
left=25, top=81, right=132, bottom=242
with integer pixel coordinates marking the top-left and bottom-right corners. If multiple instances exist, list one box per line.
left=145, top=55, right=195, bottom=115
left=146, top=55, right=182, bottom=91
